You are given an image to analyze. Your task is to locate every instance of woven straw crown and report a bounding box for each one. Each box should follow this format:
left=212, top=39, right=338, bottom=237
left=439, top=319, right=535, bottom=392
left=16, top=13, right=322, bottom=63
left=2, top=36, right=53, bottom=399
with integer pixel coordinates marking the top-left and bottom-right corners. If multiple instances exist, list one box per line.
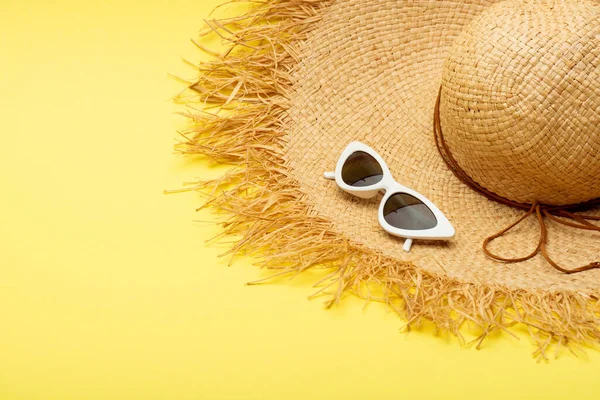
left=440, top=0, right=600, bottom=206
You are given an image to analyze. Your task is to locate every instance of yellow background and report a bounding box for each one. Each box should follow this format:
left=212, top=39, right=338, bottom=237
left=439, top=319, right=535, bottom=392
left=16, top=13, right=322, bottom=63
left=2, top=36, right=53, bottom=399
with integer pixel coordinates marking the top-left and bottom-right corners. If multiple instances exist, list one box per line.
left=1, top=0, right=599, bottom=398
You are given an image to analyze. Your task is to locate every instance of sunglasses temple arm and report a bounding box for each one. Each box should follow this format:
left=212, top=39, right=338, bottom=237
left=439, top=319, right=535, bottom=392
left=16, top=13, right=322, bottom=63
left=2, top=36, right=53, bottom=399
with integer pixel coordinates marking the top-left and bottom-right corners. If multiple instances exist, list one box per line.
left=324, top=171, right=336, bottom=180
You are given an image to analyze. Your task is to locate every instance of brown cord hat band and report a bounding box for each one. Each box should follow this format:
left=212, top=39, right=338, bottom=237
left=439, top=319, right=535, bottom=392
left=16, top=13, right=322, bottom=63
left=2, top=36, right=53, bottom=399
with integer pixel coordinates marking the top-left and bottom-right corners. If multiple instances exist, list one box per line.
left=433, top=87, right=600, bottom=274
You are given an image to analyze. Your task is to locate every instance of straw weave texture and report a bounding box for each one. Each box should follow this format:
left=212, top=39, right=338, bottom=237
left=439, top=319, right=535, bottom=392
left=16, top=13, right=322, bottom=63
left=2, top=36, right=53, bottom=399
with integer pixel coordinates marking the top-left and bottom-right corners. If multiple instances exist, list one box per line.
left=285, top=0, right=600, bottom=292
left=178, top=0, right=600, bottom=357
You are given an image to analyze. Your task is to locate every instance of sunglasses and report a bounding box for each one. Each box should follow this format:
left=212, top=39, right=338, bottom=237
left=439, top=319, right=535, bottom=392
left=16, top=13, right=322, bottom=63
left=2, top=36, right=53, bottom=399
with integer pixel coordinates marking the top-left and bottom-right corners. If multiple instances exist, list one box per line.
left=324, top=141, right=455, bottom=252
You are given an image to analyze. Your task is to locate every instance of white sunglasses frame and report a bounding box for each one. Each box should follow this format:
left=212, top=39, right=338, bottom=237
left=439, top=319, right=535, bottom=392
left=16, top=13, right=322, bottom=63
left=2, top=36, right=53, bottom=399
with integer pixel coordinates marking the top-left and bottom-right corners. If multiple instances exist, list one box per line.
left=324, top=141, right=455, bottom=252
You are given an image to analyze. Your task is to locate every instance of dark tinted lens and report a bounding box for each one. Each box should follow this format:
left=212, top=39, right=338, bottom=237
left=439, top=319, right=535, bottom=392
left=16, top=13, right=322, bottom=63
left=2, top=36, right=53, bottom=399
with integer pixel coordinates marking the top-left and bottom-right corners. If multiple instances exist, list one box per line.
left=341, top=151, right=384, bottom=187
left=383, top=193, right=437, bottom=230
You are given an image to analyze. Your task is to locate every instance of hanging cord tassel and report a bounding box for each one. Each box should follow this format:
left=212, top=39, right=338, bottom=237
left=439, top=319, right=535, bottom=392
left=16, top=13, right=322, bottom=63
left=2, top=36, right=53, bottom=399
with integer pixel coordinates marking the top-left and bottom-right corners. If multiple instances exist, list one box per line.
left=483, top=204, right=600, bottom=274
left=482, top=203, right=543, bottom=263
left=540, top=209, right=600, bottom=273
left=433, top=87, right=600, bottom=274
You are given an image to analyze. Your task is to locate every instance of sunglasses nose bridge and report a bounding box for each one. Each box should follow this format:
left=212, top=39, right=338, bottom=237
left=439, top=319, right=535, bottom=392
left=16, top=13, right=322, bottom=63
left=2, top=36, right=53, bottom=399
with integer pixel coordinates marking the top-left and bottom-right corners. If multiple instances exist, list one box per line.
left=350, top=187, right=381, bottom=199
left=380, top=175, right=394, bottom=193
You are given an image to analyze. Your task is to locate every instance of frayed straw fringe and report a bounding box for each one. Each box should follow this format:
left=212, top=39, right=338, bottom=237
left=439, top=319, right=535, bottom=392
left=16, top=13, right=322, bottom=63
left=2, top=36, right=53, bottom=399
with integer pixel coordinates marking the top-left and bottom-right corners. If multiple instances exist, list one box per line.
left=171, top=0, right=600, bottom=360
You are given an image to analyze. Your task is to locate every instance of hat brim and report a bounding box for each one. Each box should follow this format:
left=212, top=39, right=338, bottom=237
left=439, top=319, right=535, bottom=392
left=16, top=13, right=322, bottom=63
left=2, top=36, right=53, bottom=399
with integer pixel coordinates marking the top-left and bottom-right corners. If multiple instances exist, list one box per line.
left=178, top=0, right=600, bottom=358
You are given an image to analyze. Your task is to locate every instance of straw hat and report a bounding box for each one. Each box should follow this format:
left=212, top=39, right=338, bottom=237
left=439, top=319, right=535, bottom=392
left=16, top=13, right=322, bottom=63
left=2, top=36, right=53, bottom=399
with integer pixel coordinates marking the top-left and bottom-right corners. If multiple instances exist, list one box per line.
left=176, top=0, right=600, bottom=358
